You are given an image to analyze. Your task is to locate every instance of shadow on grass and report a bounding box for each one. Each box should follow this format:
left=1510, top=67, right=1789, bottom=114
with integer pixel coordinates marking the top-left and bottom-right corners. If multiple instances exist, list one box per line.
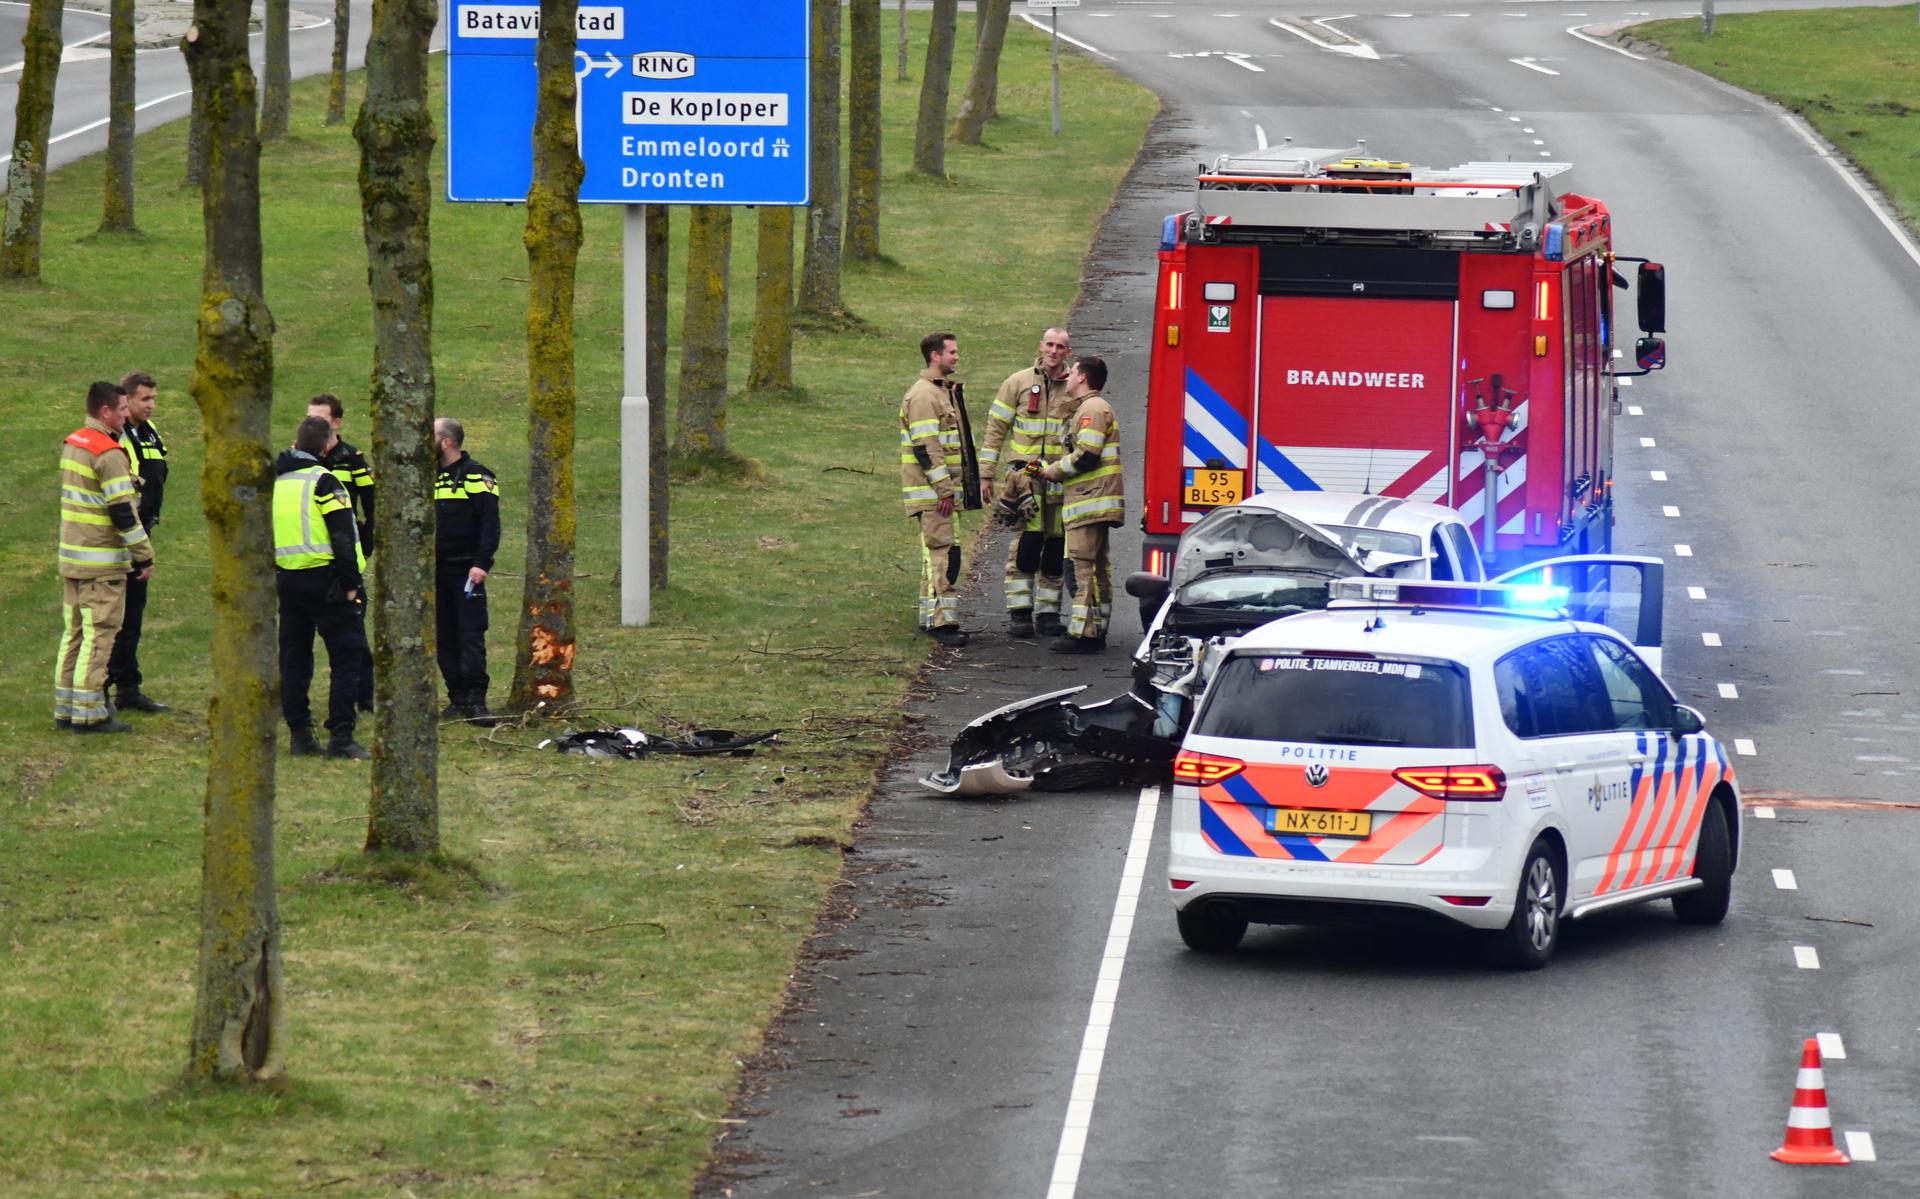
left=669, top=448, right=769, bottom=485
left=92, top=1073, right=349, bottom=1125
left=793, top=307, right=876, bottom=335
left=306, top=850, right=492, bottom=902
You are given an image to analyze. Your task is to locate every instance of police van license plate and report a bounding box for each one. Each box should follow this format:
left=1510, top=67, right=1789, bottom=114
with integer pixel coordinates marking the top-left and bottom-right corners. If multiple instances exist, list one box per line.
left=1183, top=468, right=1245, bottom=507
left=1266, top=808, right=1372, bottom=838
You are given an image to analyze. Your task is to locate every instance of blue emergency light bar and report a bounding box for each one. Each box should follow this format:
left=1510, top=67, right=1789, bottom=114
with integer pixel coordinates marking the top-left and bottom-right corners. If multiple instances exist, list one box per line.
left=1328, top=578, right=1572, bottom=616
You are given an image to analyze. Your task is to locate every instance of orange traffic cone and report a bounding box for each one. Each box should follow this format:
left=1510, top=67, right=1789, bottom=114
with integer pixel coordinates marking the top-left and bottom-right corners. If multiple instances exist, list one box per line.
left=1770, top=1037, right=1850, bottom=1165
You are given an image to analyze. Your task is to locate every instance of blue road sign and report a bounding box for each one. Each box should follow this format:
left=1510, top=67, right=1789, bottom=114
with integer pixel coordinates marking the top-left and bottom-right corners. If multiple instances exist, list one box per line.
left=447, top=0, right=810, bottom=205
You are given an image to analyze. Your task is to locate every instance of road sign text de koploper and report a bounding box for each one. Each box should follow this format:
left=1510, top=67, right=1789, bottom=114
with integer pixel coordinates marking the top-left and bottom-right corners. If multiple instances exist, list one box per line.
left=446, top=0, right=811, bottom=205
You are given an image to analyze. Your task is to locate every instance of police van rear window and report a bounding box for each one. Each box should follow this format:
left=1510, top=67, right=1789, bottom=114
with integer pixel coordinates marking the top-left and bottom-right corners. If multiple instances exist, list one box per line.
left=1194, top=654, right=1473, bottom=748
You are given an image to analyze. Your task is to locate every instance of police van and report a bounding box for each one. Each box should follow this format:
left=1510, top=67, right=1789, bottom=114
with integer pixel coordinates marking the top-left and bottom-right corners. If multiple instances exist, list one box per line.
left=1167, top=577, right=1739, bottom=968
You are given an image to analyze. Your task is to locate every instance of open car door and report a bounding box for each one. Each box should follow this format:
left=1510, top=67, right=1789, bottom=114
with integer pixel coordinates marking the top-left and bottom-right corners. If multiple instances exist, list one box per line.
left=1491, top=555, right=1666, bottom=674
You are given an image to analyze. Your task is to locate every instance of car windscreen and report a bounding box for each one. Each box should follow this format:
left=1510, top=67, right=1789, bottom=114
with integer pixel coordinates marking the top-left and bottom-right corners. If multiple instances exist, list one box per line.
left=1320, top=525, right=1423, bottom=561
left=1193, top=653, right=1474, bottom=748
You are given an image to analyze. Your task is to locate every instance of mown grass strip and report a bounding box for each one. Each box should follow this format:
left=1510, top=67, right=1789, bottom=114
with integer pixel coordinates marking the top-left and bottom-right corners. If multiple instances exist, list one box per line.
left=0, top=17, right=1155, bottom=1196
left=1635, top=7, right=1920, bottom=228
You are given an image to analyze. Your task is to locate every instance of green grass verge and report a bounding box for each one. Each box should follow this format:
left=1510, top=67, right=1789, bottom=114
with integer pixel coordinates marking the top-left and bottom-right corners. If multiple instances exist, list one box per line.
left=1634, top=7, right=1920, bottom=228
left=0, top=16, right=1155, bottom=1197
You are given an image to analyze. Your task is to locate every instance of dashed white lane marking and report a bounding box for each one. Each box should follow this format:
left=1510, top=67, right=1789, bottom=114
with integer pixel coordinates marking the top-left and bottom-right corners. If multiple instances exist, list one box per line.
left=1224, top=54, right=1266, bottom=71
left=1627, top=405, right=1643, bottom=415
left=1718, top=683, right=1739, bottom=699
left=1016, top=12, right=1118, bottom=60
left=1640, top=436, right=1656, bottom=447
left=1047, top=785, right=1162, bottom=1199
left=1617, top=376, right=1633, bottom=386
left=1254, top=123, right=1268, bottom=149
left=1754, top=806, right=1776, bottom=819
left=1818, top=1032, right=1846, bottom=1060
left=1794, top=945, right=1821, bottom=969
left=1509, top=56, right=1561, bottom=75
left=1532, top=138, right=1546, bottom=146
left=1566, top=22, right=1646, bottom=59
left=1674, top=544, right=1692, bottom=557
left=1687, top=585, right=1706, bottom=599
left=1509, top=115, right=1522, bottom=122
left=1539, top=151, right=1553, bottom=157
left=1735, top=738, right=1757, bottom=756
left=1845, top=1130, right=1877, bottom=1162
left=1650, top=469, right=1667, bottom=481
left=1772, top=868, right=1797, bottom=890
left=1702, top=633, right=1720, bottom=646
left=1663, top=505, right=1680, bottom=518
left=1523, top=125, right=1536, bottom=132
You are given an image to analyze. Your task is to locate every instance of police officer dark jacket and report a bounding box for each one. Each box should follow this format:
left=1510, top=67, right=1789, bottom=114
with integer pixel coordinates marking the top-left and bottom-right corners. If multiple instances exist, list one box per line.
left=119, top=418, right=169, bottom=531
left=319, top=438, right=376, bottom=551
left=436, top=451, right=500, bottom=571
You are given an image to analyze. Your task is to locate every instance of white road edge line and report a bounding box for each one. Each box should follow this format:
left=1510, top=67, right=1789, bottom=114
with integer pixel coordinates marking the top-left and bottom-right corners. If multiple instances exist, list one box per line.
left=1254, top=123, right=1269, bottom=150
left=1774, top=106, right=1920, bottom=273
left=1817, top=1031, right=1845, bottom=1060
left=1771, top=868, right=1797, bottom=890
left=1844, top=1130, right=1876, bottom=1161
left=1015, top=11, right=1117, bottom=61
left=0, top=86, right=192, bottom=167
left=1793, top=945, right=1820, bottom=969
left=1509, top=57, right=1561, bottom=75
left=1047, top=784, right=1162, bottom=1199
left=1566, top=23, right=1645, bottom=60
left=1266, top=16, right=1380, bottom=60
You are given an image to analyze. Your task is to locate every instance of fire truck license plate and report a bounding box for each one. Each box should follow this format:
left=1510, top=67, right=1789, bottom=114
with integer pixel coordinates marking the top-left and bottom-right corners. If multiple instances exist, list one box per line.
left=1184, top=468, right=1245, bottom=507
left=1266, top=809, right=1372, bottom=838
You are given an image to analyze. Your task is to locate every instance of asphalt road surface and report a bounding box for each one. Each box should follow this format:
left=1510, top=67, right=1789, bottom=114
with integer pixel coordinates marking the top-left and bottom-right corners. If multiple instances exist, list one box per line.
left=707, top=3, right=1920, bottom=1196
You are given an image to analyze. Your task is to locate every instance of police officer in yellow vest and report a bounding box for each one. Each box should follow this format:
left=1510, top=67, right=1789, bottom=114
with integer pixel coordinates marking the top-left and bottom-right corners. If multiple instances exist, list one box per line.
left=979, top=327, right=1074, bottom=639
left=274, top=416, right=370, bottom=759
left=1038, top=356, right=1124, bottom=653
left=56, top=381, right=155, bottom=733
left=899, top=331, right=982, bottom=646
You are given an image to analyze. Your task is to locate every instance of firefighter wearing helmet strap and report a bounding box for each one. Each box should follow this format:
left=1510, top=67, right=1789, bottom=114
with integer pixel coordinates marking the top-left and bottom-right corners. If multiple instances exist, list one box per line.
left=979, top=327, right=1074, bottom=639
left=898, top=331, right=982, bottom=646
left=1039, top=356, right=1123, bottom=653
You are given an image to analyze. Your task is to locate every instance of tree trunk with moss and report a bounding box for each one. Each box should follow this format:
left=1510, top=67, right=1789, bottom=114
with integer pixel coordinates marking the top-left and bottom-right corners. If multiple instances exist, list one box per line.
left=674, top=206, right=733, bottom=458
left=912, top=0, right=957, bottom=177
left=951, top=0, right=1008, bottom=145
left=186, top=79, right=209, bottom=186
left=182, top=0, right=283, bottom=1084
left=748, top=206, right=793, bottom=391
left=1, top=0, right=62, bottom=279
left=844, top=0, right=882, bottom=261
left=326, top=0, right=351, bottom=125
left=99, top=0, right=138, bottom=233
left=645, top=204, right=669, bottom=588
left=355, top=0, right=439, bottom=852
left=796, top=0, right=843, bottom=316
left=510, top=0, right=584, bottom=713
left=261, top=0, right=290, bottom=140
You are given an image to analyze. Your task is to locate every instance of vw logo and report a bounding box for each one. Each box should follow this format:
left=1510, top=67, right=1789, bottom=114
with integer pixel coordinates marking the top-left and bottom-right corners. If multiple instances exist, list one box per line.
left=1305, top=764, right=1330, bottom=788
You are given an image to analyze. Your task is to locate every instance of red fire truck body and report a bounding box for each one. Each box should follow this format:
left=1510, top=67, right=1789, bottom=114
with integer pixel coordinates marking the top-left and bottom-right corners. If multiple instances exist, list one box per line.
left=1140, top=146, right=1666, bottom=574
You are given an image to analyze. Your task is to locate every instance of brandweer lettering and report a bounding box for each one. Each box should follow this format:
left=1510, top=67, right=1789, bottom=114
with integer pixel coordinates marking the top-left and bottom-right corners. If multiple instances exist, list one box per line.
left=1286, top=369, right=1427, bottom=389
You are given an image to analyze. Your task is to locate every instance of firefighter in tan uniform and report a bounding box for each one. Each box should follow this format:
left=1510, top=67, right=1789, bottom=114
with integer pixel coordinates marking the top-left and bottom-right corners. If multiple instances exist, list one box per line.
left=55, top=381, right=155, bottom=733
left=979, top=327, right=1074, bottom=638
left=1039, top=357, right=1123, bottom=653
left=899, top=331, right=981, bottom=646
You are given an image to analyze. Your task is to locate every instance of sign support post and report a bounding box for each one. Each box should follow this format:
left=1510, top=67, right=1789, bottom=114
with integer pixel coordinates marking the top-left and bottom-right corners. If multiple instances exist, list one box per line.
left=1050, top=6, right=1061, bottom=135
left=621, top=204, right=650, bottom=625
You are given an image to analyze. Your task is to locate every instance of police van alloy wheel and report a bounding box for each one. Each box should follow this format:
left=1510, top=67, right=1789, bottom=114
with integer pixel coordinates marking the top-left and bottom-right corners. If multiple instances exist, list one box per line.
left=1492, top=840, right=1562, bottom=970
left=1176, top=903, right=1247, bottom=953
left=1672, top=798, right=1733, bottom=926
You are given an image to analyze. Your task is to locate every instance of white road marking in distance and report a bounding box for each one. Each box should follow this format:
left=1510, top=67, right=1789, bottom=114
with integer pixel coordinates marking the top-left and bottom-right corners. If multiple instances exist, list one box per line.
left=1687, top=585, right=1705, bottom=599
left=1510, top=57, right=1562, bottom=75
left=1753, top=806, right=1776, bottom=819
left=1718, top=682, right=1739, bottom=699
left=1817, top=1033, right=1845, bottom=1059
left=1016, top=11, right=1118, bottom=60
left=1628, top=405, right=1644, bottom=415
left=1639, top=436, right=1656, bottom=447
left=1773, top=869, right=1798, bottom=890
left=1662, top=505, right=1680, bottom=517
left=1674, top=544, right=1692, bottom=557
left=1046, top=785, right=1163, bottom=1199
left=1734, top=738, right=1757, bottom=756
left=1224, top=55, right=1266, bottom=72
left=1702, top=632, right=1721, bottom=646
left=1617, top=376, right=1632, bottom=386
left=1844, top=1131, right=1876, bottom=1161
left=1254, top=123, right=1269, bottom=149
left=1567, top=23, right=1646, bottom=60
left=1774, top=107, right=1920, bottom=272
left=1524, top=126, right=1536, bottom=132
left=1266, top=16, right=1381, bottom=59
left=1794, top=945, right=1821, bottom=969
left=1650, top=470, right=1667, bottom=481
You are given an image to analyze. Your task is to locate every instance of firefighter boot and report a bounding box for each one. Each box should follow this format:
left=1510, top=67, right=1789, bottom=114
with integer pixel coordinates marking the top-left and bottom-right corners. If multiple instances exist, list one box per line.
left=72, top=716, right=133, bottom=734
left=929, top=625, right=970, bottom=648
left=1048, top=635, right=1102, bottom=655
left=1034, top=611, right=1066, bottom=638
left=1008, top=608, right=1036, bottom=639
left=289, top=727, right=324, bottom=757
left=325, top=732, right=372, bottom=760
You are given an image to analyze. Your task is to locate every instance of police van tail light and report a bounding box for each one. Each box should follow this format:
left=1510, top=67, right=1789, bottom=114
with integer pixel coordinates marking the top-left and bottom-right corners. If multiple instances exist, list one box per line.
left=1391, top=765, right=1508, bottom=801
left=1172, top=751, right=1245, bottom=785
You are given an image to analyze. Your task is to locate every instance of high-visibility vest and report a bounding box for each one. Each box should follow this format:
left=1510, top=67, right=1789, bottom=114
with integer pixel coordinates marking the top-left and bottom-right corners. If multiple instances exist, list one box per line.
left=273, top=465, right=362, bottom=572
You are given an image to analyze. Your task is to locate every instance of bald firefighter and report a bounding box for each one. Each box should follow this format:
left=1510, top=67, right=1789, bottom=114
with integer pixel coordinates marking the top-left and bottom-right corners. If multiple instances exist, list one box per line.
left=979, top=327, right=1074, bottom=638
left=56, top=381, right=155, bottom=732
left=899, top=331, right=981, bottom=646
left=1039, top=356, right=1123, bottom=653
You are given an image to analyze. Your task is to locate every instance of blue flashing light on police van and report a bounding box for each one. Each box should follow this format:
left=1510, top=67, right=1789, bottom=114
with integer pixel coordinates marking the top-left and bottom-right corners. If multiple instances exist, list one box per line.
left=1507, top=582, right=1571, bottom=610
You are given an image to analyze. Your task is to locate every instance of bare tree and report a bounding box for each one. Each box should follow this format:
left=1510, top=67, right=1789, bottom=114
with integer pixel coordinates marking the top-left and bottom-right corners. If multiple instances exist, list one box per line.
left=511, top=0, right=585, bottom=713
left=181, top=0, right=283, bottom=1084
left=2, top=0, right=62, bottom=279
left=326, top=0, right=352, bottom=126
left=896, top=0, right=909, bottom=82
left=845, top=0, right=883, bottom=261
left=262, top=0, right=291, bottom=140
left=797, top=0, right=844, bottom=316
left=952, top=0, right=1010, bottom=145
left=645, top=205, right=669, bottom=587
left=99, top=0, right=139, bottom=234
left=912, top=0, right=958, bottom=177
left=749, top=206, right=794, bottom=391
left=674, top=206, right=734, bottom=458
left=355, top=0, right=440, bottom=851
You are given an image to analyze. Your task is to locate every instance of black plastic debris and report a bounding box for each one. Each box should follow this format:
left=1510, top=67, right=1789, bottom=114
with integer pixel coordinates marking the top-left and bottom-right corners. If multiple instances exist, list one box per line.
left=541, top=727, right=779, bottom=759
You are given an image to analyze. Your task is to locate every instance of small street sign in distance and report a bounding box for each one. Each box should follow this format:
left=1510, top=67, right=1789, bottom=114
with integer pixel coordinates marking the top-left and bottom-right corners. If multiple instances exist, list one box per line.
left=1025, top=0, right=1081, bottom=6
left=446, top=0, right=810, bottom=205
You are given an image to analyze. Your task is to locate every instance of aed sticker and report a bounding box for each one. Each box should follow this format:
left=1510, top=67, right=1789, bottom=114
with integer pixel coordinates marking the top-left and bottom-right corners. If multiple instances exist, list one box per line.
left=1207, top=304, right=1231, bottom=333
left=1525, top=773, right=1550, bottom=810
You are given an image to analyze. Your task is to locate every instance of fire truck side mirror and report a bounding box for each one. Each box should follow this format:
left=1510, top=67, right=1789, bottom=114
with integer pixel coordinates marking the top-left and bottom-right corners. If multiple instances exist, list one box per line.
left=1636, top=263, right=1666, bottom=333
left=1634, top=336, right=1666, bottom=372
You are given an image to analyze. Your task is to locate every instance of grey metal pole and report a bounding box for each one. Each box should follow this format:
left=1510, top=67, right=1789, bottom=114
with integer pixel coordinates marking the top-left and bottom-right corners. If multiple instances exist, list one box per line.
left=621, top=204, right=652, bottom=626
left=1050, top=5, right=1061, bottom=136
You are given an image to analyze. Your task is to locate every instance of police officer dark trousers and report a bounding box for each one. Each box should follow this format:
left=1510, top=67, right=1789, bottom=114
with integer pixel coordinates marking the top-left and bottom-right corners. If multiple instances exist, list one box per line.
left=309, top=393, right=376, bottom=712
left=106, top=371, right=169, bottom=712
left=434, top=417, right=501, bottom=720
left=275, top=417, right=370, bottom=759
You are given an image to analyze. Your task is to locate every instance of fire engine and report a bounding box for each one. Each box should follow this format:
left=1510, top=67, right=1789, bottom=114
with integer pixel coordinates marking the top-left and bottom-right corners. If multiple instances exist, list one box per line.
left=1141, top=143, right=1668, bottom=574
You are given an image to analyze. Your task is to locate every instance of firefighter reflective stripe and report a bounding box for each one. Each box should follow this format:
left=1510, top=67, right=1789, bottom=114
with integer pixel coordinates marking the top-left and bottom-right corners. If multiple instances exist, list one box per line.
left=59, top=542, right=135, bottom=566
left=274, top=466, right=353, bottom=568
left=1063, top=493, right=1125, bottom=524
left=58, top=429, right=148, bottom=573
